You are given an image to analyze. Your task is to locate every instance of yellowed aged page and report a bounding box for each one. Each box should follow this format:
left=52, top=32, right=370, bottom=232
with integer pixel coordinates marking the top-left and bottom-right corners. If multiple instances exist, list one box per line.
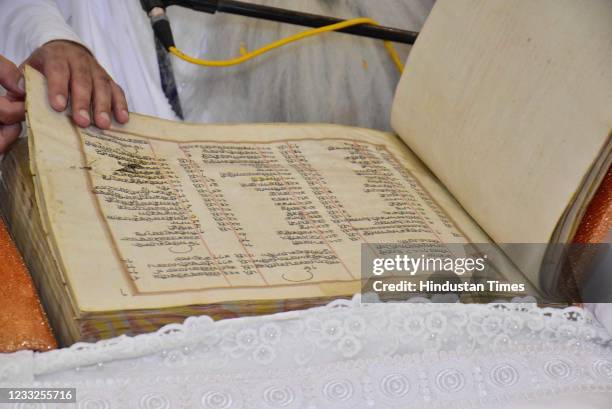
left=392, top=0, right=612, bottom=249
left=26, top=67, right=499, bottom=312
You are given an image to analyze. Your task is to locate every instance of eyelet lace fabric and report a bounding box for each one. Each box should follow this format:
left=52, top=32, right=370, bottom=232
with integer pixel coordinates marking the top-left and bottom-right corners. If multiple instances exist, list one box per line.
left=1, top=295, right=611, bottom=408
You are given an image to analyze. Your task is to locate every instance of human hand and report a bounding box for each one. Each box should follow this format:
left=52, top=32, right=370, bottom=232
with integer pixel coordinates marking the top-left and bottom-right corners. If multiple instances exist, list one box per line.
left=0, top=54, right=25, bottom=154
left=24, top=40, right=129, bottom=129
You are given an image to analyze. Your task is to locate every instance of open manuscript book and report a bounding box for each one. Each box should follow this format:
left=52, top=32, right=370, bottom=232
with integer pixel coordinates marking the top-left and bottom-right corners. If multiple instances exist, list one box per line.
left=1, top=0, right=610, bottom=345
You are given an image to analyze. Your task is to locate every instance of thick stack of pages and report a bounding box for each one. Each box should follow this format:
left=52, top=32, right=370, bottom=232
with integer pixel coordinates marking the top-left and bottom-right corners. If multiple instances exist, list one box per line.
left=0, top=0, right=610, bottom=346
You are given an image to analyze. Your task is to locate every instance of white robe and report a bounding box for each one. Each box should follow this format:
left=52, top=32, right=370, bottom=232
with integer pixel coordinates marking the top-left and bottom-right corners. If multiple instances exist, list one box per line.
left=0, top=0, right=432, bottom=130
left=0, top=0, right=177, bottom=120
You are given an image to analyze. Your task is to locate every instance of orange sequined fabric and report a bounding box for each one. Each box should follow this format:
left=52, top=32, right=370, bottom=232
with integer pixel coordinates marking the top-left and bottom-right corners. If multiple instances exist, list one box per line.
left=0, top=219, right=57, bottom=352
left=573, top=166, right=612, bottom=244
left=559, top=165, right=611, bottom=301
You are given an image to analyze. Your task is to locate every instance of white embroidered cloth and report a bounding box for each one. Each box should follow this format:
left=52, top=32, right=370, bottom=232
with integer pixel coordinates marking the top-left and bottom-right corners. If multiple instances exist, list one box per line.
left=1, top=296, right=612, bottom=408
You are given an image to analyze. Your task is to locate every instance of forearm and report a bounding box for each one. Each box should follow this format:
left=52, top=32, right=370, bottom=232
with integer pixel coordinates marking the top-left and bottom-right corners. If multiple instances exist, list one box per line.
left=0, top=0, right=83, bottom=64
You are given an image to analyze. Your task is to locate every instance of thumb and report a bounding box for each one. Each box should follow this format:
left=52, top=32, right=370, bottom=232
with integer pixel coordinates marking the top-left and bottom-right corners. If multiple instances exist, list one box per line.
left=0, top=55, right=25, bottom=97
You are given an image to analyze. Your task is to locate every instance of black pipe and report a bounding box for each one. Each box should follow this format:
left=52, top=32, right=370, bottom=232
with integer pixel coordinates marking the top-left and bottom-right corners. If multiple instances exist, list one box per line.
left=160, top=0, right=418, bottom=45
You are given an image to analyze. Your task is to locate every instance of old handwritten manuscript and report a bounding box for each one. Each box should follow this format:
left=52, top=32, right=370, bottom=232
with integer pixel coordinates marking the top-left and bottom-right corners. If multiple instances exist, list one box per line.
left=1, top=0, right=610, bottom=346
left=11, top=67, right=506, bottom=344
left=81, top=130, right=469, bottom=294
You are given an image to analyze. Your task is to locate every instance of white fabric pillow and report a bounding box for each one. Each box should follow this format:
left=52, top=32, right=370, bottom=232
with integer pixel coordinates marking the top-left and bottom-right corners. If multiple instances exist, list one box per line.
left=2, top=297, right=611, bottom=408
left=587, top=303, right=612, bottom=336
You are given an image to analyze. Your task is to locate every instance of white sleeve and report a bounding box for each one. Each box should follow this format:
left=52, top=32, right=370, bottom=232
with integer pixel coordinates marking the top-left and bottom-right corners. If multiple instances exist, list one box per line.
left=0, top=0, right=84, bottom=64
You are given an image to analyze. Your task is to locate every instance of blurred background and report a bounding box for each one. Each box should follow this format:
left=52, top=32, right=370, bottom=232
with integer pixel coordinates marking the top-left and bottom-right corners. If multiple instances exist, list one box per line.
left=167, top=0, right=434, bottom=130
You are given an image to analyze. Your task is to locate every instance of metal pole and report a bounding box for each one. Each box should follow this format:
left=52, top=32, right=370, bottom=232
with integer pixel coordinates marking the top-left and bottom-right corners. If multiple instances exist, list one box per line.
left=163, top=0, right=419, bottom=44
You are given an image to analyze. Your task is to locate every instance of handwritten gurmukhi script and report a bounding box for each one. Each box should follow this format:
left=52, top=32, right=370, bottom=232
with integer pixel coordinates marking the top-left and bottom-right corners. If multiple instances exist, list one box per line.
left=78, top=129, right=465, bottom=293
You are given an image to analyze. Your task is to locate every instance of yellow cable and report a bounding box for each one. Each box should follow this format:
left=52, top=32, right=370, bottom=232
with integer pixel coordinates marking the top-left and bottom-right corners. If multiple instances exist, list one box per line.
left=168, top=17, right=404, bottom=73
